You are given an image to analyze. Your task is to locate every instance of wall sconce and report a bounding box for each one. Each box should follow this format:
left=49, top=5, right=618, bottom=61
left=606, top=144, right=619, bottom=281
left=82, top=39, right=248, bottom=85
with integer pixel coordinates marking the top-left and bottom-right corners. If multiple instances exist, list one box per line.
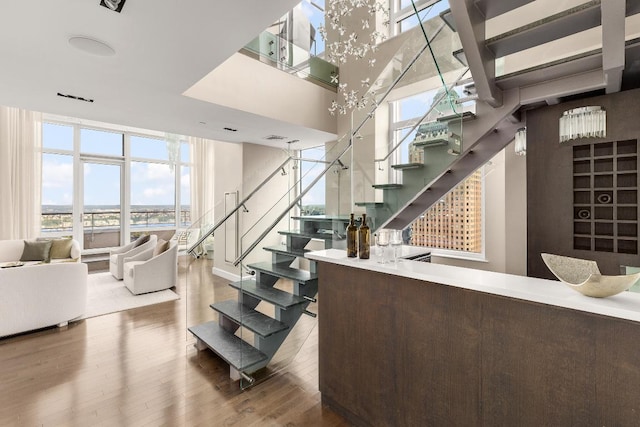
left=559, top=106, right=606, bottom=142
left=515, top=127, right=527, bottom=156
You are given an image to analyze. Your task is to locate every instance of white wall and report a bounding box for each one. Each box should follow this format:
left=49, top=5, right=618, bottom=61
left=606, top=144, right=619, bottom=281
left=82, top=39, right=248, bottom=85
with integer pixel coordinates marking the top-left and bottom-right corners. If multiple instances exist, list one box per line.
left=184, top=53, right=337, bottom=135
left=212, top=141, right=293, bottom=280
left=504, top=141, right=527, bottom=275
left=213, top=140, right=243, bottom=279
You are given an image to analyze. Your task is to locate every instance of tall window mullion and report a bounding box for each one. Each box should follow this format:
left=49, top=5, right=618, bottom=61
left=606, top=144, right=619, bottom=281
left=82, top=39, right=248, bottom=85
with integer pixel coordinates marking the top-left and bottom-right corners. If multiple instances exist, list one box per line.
left=390, top=0, right=446, bottom=36
left=41, top=118, right=191, bottom=251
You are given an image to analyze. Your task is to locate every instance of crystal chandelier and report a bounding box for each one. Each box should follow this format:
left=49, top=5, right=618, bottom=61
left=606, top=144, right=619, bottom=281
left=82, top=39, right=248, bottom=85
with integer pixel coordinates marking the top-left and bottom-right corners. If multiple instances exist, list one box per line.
left=514, top=127, right=526, bottom=156
left=319, top=0, right=389, bottom=115
left=559, top=106, right=606, bottom=142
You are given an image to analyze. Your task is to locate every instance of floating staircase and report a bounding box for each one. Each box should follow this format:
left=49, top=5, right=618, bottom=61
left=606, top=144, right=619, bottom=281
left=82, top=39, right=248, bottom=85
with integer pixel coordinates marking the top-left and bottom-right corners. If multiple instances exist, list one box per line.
left=355, top=0, right=640, bottom=232
left=362, top=90, right=521, bottom=231
left=189, top=215, right=350, bottom=382
left=187, top=0, right=640, bottom=387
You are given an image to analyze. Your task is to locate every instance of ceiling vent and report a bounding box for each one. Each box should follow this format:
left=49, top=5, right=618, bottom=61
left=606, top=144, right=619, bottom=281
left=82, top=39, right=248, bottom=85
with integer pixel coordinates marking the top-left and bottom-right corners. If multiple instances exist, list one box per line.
left=57, top=92, right=94, bottom=103
left=223, top=127, right=238, bottom=132
left=100, top=0, right=126, bottom=13
left=263, top=135, right=287, bottom=140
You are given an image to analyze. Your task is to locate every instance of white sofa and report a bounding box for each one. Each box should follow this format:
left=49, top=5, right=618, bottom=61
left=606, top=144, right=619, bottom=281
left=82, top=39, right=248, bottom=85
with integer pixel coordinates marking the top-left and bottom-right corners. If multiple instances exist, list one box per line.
left=0, top=239, right=87, bottom=338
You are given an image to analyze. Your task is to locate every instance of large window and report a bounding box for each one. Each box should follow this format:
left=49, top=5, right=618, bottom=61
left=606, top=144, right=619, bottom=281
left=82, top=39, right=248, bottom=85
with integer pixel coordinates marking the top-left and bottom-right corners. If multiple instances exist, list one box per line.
left=300, top=146, right=326, bottom=215
left=41, top=119, right=191, bottom=251
left=390, top=0, right=449, bottom=36
left=390, top=86, right=483, bottom=256
left=409, top=169, right=483, bottom=254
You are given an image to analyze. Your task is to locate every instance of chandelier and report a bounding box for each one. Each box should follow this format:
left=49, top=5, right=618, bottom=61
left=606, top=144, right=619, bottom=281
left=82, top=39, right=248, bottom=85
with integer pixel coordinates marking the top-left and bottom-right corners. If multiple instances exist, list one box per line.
left=319, top=0, right=390, bottom=115
left=559, top=106, right=606, bottom=142
left=514, top=127, right=526, bottom=156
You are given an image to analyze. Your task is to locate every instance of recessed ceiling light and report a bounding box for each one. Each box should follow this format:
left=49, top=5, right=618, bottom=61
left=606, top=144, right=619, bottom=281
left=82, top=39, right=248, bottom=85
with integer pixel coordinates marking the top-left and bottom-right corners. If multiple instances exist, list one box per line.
left=68, top=36, right=115, bottom=57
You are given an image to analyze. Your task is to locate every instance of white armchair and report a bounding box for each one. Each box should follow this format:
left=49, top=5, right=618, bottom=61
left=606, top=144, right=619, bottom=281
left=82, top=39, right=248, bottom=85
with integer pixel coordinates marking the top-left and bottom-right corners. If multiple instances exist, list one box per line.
left=123, top=240, right=178, bottom=295
left=109, top=234, right=158, bottom=280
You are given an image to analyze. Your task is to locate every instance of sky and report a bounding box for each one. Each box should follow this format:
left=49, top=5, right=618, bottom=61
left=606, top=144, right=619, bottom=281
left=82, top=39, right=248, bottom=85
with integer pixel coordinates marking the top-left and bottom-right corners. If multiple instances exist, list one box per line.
left=41, top=0, right=453, bottom=211
left=300, top=146, right=327, bottom=206
left=42, top=123, right=190, bottom=208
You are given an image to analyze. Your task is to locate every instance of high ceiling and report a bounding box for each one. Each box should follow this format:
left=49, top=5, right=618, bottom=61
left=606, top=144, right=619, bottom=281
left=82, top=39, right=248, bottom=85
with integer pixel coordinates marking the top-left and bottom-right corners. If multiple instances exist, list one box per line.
left=0, top=0, right=335, bottom=148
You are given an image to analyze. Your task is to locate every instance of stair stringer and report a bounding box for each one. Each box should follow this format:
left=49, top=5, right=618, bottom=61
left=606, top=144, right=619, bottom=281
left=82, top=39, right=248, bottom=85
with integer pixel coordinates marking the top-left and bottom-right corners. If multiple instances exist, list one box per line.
left=379, top=88, right=522, bottom=231
left=190, top=216, right=347, bottom=383
left=242, top=272, right=318, bottom=373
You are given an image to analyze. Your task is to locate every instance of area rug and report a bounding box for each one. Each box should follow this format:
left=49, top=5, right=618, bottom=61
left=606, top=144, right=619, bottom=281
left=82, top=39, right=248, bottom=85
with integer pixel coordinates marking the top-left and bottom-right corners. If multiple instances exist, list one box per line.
left=81, top=272, right=180, bottom=319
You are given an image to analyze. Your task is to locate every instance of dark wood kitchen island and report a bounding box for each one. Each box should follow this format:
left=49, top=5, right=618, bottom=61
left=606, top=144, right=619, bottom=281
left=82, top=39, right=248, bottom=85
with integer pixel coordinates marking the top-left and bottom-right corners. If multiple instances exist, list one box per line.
left=306, top=248, right=640, bottom=427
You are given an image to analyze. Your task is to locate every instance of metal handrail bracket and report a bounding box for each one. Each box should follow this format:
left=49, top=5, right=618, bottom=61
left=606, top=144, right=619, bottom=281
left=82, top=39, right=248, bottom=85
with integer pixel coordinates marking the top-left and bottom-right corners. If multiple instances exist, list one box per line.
left=186, top=156, right=293, bottom=254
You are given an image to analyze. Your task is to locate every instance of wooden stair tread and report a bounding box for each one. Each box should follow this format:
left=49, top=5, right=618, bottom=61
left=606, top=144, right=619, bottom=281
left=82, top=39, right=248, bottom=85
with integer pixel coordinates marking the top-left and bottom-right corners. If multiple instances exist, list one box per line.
left=210, top=300, right=289, bottom=337
left=248, top=261, right=318, bottom=283
left=230, top=279, right=307, bottom=309
left=263, top=244, right=309, bottom=258
left=188, top=321, right=268, bottom=371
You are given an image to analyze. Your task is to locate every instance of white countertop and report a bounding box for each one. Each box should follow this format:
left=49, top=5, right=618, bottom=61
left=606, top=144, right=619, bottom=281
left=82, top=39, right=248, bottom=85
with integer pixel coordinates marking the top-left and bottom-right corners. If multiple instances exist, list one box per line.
left=306, top=247, right=640, bottom=324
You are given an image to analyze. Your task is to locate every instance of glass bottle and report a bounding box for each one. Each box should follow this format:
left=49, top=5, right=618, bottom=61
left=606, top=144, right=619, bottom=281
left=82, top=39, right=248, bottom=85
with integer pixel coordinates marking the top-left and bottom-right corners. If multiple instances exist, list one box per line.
left=358, top=213, right=370, bottom=259
left=346, top=213, right=358, bottom=258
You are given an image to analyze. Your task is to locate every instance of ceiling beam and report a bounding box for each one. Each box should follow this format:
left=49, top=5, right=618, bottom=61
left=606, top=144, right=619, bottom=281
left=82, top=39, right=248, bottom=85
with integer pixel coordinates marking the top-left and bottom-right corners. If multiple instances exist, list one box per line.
left=485, top=1, right=601, bottom=58
left=472, top=0, right=535, bottom=20
left=519, top=69, right=605, bottom=105
left=449, top=0, right=503, bottom=107
left=601, top=0, right=625, bottom=93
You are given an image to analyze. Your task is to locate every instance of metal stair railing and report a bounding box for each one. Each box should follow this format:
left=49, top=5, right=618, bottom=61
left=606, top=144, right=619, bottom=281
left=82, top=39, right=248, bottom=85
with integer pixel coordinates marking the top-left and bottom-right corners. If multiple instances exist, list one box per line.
left=233, top=141, right=354, bottom=266
left=186, top=156, right=294, bottom=256
left=233, top=3, right=460, bottom=266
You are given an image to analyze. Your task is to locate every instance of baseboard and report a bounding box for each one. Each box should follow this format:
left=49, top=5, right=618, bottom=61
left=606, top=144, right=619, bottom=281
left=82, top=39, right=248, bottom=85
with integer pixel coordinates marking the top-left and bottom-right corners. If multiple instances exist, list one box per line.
left=212, top=267, right=241, bottom=282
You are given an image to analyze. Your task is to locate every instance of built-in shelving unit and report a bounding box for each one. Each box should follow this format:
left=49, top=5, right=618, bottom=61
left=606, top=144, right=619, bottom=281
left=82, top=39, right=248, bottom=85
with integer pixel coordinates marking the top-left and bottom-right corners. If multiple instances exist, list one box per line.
left=572, top=140, right=638, bottom=254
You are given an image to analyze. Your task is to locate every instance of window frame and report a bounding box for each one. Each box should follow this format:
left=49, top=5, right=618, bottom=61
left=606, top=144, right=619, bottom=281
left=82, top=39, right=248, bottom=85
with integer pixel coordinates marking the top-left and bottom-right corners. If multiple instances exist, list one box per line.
left=40, top=116, right=191, bottom=252
left=388, top=90, right=486, bottom=260
left=389, top=0, right=442, bottom=37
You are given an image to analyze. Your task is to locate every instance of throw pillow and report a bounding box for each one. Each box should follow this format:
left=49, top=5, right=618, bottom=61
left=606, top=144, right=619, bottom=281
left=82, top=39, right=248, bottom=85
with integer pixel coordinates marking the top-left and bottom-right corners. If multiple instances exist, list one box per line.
left=37, top=237, right=73, bottom=259
left=20, top=240, right=53, bottom=263
left=50, top=238, right=73, bottom=259
left=153, top=239, right=170, bottom=256
left=131, top=234, right=150, bottom=248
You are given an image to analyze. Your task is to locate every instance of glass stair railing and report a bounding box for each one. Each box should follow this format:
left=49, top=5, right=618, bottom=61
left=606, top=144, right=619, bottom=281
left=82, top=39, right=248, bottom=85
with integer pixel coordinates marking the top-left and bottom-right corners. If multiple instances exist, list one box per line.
left=241, top=2, right=338, bottom=89
left=184, top=0, right=525, bottom=391
left=348, top=0, right=473, bottom=231
left=184, top=136, right=353, bottom=389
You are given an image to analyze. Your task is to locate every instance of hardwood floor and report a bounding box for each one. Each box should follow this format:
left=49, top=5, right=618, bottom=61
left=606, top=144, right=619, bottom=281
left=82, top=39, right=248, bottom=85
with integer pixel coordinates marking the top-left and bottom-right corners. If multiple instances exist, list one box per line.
left=0, top=257, right=349, bottom=426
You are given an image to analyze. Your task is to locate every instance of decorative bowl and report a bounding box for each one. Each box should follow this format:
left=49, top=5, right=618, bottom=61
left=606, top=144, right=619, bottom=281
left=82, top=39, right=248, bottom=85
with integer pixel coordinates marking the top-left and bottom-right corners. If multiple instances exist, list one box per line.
left=541, top=253, right=640, bottom=298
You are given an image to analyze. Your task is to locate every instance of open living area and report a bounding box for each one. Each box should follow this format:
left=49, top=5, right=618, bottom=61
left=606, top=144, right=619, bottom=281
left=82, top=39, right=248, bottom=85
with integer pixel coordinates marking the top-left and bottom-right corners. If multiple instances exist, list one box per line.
left=3, top=0, right=640, bottom=425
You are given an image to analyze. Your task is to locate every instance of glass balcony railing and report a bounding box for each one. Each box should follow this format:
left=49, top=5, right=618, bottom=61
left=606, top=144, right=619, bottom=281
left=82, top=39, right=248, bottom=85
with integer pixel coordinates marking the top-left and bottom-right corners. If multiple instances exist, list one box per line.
left=41, top=208, right=190, bottom=252
left=241, top=3, right=338, bottom=89
left=41, top=208, right=191, bottom=233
